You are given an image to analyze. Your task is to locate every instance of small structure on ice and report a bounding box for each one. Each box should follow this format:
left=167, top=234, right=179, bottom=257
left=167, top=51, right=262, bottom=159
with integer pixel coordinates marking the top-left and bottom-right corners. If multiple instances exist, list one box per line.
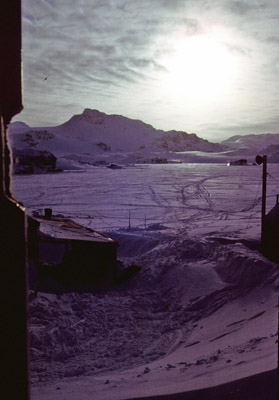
left=106, top=163, right=122, bottom=169
left=28, top=209, right=118, bottom=288
left=229, top=159, right=248, bottom=166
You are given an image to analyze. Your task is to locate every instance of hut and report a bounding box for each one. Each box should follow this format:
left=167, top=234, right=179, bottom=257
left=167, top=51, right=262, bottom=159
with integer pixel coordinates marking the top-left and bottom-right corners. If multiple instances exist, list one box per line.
left=229, top=159, right=248, bottom=166
left=28, top=209, right=118, bottom=287
left=261, top=196, right=279, bottom=262
left=256, top=154, right=279, bottom=262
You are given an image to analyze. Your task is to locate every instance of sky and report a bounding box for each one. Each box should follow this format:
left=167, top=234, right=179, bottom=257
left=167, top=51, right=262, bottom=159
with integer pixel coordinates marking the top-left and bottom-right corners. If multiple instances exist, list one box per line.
left=13, top=0, right=279, bottom=141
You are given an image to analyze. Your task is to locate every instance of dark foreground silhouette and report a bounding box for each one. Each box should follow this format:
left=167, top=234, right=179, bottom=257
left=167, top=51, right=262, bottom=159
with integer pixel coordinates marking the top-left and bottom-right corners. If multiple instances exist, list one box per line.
left=128, top=369, right=277, bottom=400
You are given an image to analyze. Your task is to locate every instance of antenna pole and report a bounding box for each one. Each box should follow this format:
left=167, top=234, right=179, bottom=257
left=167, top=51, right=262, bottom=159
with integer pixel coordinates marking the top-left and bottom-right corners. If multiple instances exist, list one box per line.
left=261, top=155, right=267, bottom=247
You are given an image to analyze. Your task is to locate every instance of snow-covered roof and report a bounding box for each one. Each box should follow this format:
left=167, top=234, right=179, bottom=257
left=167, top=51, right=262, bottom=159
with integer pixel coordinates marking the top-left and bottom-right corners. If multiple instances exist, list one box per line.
left=35, top=217, right=117, bottom=244
left=264, top=203, right=279, bottom=222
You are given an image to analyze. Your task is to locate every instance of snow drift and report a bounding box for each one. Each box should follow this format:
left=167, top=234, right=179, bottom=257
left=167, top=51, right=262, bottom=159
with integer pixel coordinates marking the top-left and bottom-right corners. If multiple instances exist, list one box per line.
left=28, top=231, right=278, bottom=400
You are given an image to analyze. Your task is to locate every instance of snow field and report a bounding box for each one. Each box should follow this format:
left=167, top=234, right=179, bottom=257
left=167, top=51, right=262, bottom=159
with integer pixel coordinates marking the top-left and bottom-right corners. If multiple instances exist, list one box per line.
left=11, top=163, right=279, bottom=399
left=12, top=163, right=279, bottom=236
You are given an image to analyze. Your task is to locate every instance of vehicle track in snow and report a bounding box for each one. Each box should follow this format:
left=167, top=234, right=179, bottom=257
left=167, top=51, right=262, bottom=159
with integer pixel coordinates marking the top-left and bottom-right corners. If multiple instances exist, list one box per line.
left=175, top=175, right=224, bottom=210
left=195, top=181, right=214, bottom=209
left=147, top=185, right=172, bottom=206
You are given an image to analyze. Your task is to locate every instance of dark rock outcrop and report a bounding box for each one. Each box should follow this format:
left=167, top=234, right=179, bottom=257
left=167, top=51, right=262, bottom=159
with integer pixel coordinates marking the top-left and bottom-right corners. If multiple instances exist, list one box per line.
left=12, top=148, right=60, bottom=174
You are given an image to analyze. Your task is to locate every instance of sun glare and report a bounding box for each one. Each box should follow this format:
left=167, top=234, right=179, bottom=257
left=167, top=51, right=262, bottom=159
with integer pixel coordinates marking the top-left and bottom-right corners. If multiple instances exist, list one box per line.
left=163, top=35, right=236, bottom=104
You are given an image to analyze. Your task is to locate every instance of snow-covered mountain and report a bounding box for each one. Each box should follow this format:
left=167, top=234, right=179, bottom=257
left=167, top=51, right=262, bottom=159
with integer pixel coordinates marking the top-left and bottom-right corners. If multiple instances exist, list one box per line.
left=220, top=133, right=279, bottom=163
left=9, top=111, right=279, bottom=166
left=9, top=121, right=31, bottom=133
left=9, top=109, right=222, bottom=162
left=222, top=133, right=279, bottom=151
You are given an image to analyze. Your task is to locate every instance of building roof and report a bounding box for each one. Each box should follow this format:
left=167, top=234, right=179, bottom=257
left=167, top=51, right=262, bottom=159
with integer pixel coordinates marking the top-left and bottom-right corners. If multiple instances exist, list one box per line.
left=34, top=217, right=117, bottom=244
left=264, top=203, right=279, bottom=223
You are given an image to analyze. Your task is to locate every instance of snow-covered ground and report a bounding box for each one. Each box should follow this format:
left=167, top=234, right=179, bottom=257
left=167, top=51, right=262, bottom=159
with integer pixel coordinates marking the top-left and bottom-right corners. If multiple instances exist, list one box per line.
left=12, top=163, right=279, bottom=236
left=12, top=163, right=279, bottom=399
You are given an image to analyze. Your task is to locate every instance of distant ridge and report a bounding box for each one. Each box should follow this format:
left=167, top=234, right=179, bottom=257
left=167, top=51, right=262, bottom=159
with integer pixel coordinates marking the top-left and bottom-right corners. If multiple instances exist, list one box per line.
left=8, top=110, right=279, bottom=165
left=221, top=133, right=279, bottom=150
left=9, top=108, right=223, bottom=155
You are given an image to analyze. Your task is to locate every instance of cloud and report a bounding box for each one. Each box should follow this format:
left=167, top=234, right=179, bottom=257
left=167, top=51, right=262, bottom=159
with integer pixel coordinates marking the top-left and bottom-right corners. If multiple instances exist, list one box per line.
left=21, top=0, right=179, bottom=112
left=206, top=117, right=279, bottom=140
left=265, top=36, right=279, bottom=44
left=226, top=1, right=264, bottom=15
left=18, top=0, right=279, bottom=138
left=225, top=43, right=252, bottom=57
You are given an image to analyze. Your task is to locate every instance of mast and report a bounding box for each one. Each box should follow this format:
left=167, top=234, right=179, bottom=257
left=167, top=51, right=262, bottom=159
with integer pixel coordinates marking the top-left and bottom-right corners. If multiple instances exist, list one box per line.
left=261, top=155, right=267, bottom=224
left=255, top=154, right=267, bottom=250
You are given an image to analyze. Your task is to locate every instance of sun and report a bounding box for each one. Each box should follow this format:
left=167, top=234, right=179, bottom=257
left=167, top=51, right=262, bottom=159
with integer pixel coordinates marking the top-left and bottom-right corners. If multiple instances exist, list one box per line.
left=162, top=35, right=236, bottom=103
